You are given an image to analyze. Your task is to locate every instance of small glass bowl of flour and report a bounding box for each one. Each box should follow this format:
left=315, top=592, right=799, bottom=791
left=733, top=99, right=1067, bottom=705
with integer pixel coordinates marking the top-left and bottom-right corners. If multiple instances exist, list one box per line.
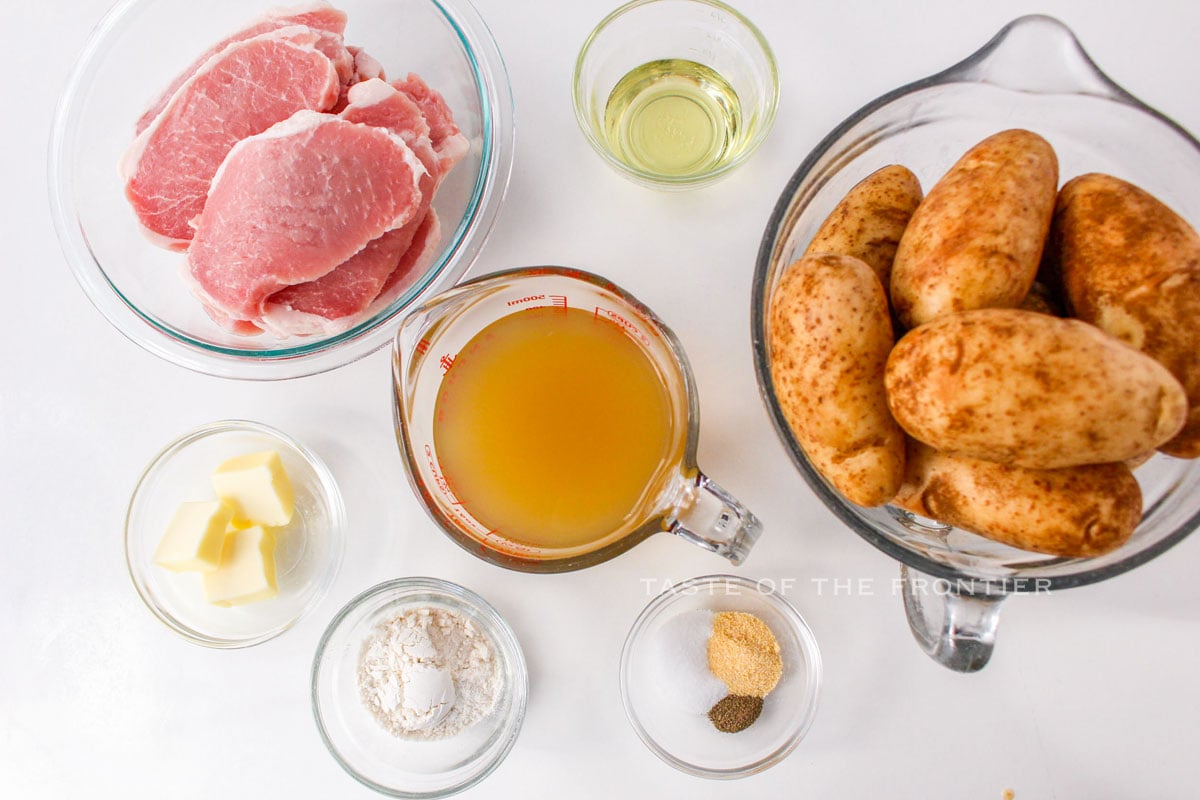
left=312, top=578, right=528, bottom=797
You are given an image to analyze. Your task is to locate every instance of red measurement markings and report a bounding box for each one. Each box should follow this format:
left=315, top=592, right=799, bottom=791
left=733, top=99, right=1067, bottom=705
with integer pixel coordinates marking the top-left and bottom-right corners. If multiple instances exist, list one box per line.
left=550, top=294, right=568, bottom=310
left=424, top=444, right=489, bottom=535
left=449, top=505, right=490, bottom=535
left=439, top=354, right=456, bottom=373
left=415, top=338, right=430, bottom=355
left=424, top=444, right=455, bottom=501
left=593, top=305, right=651, bottom=346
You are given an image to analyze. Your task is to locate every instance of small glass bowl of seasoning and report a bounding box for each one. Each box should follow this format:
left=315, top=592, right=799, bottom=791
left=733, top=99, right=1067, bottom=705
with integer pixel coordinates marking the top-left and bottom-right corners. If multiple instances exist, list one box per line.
left=620, top=574, right=821, bottom=778
left=573, top=0, right=779, bottom=190
left=312, top=578, right=528, bottom=798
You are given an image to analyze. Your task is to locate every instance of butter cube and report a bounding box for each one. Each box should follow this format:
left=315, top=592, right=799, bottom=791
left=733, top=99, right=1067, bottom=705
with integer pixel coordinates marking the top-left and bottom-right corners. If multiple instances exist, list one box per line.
left=202, top=525, right=278, bottom=607
left=154, top=500, right=233, bottom=573
left=211, top=450, right=294, bottom=527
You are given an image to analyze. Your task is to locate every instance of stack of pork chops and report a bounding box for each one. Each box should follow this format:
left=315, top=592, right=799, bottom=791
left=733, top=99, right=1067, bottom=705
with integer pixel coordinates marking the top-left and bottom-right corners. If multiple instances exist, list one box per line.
left=121, top=1, right=468, bottom=337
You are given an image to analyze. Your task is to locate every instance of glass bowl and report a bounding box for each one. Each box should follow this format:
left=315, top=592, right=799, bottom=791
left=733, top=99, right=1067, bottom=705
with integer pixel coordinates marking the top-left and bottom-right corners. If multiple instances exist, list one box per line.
left=312, top=578, right=527, bottom=798
left=620, top=575, right=821, bottom=779
left=750, top=15, right=1200, bottom=670
left=125, top=420, right=346, bottom=647
left=49, top=0, right=515, bottom=380
left=572, top=0, right=778, bottom=190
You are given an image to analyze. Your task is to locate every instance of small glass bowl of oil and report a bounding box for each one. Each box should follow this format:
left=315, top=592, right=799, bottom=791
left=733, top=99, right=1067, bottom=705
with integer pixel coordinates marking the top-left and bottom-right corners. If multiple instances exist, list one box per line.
left=573, top=0, right=778, bottom=190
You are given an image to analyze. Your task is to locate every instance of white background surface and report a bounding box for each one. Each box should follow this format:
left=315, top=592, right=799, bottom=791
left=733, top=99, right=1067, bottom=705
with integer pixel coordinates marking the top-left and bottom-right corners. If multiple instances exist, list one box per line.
left=4, top=0, right=1200, bottom=797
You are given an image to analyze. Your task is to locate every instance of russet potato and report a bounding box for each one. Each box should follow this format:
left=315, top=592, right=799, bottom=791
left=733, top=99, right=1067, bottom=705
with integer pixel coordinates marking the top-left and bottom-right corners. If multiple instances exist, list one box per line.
left=890, top=129, right=1058, bottom=328
left=803, top=164, right=923, bottom=289
left=769, top=254, right=905, bottom=506
left=884, top=308, right=1187, bottom=469
left=893, top=440, right=1141, bottom=558
left=1050, top=173, right=1200, bottom=457
left=1017, top=281, right=1063, bottom=316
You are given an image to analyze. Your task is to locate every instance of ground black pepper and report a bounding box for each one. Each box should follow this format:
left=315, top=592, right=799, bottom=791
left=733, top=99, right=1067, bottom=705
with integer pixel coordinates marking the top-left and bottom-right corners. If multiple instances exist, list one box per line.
left=707, top=694, right=763, bottom=733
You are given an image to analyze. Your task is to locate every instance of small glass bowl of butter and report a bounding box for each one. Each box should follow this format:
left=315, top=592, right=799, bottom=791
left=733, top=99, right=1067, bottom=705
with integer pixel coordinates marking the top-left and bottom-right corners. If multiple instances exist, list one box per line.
left=125, top=420, right=346, bottom=647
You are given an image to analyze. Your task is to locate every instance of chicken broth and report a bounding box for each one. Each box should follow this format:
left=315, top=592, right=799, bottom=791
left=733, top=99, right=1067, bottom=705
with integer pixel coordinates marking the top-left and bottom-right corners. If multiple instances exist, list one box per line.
left=432, top=306, right=680, bottom=551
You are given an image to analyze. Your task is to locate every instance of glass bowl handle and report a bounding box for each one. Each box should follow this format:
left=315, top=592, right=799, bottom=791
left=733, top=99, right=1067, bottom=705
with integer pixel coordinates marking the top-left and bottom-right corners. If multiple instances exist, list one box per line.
left=900, top=565, right=1006, bottom=672
left=941, top=14, right=1130, bottom=102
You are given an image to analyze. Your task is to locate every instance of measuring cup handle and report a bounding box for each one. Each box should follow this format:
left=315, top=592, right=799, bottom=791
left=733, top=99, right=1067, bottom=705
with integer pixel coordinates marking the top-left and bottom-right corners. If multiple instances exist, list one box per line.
left=667, top=472, right=763, bottom=565
left=900, top=565, right=1006, bottom=673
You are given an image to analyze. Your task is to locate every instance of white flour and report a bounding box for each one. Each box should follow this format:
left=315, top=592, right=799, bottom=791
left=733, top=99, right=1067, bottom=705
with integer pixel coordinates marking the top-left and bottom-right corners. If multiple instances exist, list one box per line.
left=358, top=606, right=501, bottom=740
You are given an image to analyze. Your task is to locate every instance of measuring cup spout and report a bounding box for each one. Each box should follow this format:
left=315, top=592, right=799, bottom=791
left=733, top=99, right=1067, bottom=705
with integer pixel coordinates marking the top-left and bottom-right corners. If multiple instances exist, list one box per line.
left=666, top=472, right=762, bottom=565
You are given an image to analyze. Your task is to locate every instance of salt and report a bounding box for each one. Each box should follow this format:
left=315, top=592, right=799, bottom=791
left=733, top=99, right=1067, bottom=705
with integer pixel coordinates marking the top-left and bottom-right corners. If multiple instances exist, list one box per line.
left=649, top=609, right=727, bottom=714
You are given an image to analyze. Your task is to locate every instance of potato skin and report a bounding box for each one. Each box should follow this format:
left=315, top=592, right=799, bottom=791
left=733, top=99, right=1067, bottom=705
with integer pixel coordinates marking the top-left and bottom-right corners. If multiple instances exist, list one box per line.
left=893, top=440, right=1141, bottom=557
left=1017, top=281, right=1063, bottom=316
left=885, top=308, right=1187, bottom=469
left=804, top=164, right=923, bottom=289
left=769, top=254, right=905, bottom=506
left=1051, top=173, right=1200, bottom=457
left=890, top=129, right=1059, bottom=328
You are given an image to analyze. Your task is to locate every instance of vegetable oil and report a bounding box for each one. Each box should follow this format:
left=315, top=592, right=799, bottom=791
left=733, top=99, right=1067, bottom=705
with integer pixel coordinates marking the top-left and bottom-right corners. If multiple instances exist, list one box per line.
left=603, top=59, right=742, bottom=178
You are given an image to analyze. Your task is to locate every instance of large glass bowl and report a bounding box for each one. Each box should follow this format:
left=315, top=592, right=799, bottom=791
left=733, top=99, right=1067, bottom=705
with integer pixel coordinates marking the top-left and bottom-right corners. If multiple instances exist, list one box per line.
left=49, top=0, right=514, bottom=379
left=751, top=15, right=1200, bottom=671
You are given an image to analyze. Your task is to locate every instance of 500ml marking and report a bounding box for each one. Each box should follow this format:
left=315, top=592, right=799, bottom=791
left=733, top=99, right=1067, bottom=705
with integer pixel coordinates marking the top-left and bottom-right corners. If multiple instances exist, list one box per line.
left=505, top=294, right=570, bottom=309
left=507, top=294, right=545, bottom=307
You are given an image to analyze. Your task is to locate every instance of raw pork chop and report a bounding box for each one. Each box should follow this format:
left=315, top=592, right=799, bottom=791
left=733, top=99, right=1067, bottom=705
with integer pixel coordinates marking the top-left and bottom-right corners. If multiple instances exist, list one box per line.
left=258, top=80, right=442, bottom=335
left=135, top=2, right=351, bottom=134
left=331, top=46, right=388, bottom=111
left=370, top=210, right=443, bottom=311
left=392, top=74, right=470, bottom=176
left=256, top=212, right=439, bottom=338
left=122, top=28, right=341, bottom=249
left=256, top=227, right=415, bottom=337
left=348, top=47, right=386, bottom=83
left=186, top=111, right=425, bottom=322
left=339, top=79, right=440, bottom=217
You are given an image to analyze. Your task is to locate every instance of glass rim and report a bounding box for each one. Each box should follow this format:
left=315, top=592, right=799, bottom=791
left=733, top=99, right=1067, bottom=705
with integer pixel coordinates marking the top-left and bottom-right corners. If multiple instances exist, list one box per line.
left=571, top=0, right=780, bottom=188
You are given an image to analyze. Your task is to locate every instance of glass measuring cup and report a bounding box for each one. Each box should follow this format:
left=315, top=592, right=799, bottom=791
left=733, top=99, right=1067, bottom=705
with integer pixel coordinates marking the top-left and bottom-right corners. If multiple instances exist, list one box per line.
left=393, top=266, right=762, bottom=572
